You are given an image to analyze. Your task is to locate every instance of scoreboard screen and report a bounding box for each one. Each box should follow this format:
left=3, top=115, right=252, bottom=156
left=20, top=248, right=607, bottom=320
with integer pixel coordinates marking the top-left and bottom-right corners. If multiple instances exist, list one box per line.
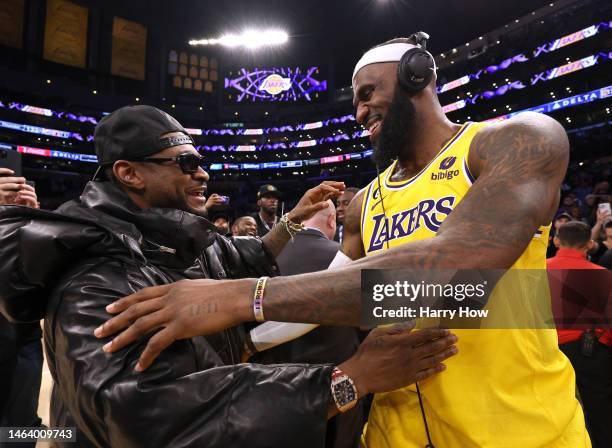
left=224, top=66, right=327, bottom=103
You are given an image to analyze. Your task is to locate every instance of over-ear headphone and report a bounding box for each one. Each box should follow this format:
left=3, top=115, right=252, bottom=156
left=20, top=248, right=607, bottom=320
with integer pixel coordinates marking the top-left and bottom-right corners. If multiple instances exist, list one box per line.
left=397, top=31, right=435, bottom=94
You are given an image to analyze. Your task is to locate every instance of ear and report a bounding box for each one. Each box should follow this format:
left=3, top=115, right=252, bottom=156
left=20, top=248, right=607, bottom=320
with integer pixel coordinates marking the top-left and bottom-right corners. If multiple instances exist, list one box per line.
left=328, top=211, right=336, bottom=237
left=256, top=198, right=262, bottom=208
left=328, top=211, right=336, bottom=229
left=113, top=160, right=146, bottom=191
left=553, top=236, right=561, bottom=248
left=586, top=240, right=595, bottom=252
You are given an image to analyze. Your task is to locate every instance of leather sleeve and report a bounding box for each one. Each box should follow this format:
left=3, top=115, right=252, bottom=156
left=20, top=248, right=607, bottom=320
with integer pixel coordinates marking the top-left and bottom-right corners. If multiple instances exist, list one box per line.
left=0, top=208, right=105, bottom=323
left=48, top=260, right=331, bottom=448
left=214, top=235, right=280, bottom=278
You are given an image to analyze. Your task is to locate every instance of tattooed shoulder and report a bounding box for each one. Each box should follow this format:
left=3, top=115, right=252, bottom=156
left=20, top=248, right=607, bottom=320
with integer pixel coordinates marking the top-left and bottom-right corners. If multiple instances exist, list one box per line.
left=468, top=112, right=569, bottom=182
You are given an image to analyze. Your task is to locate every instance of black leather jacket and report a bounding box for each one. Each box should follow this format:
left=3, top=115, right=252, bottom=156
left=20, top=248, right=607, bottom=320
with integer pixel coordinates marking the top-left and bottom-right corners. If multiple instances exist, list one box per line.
left=0, top=182, right=332, bottom=448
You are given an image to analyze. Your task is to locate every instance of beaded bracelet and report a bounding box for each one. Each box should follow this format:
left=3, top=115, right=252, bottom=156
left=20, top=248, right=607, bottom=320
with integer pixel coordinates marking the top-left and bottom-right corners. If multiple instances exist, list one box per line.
left=279, top=213, right=305, bottom=241
left=253, top=276, right=269, bottom=322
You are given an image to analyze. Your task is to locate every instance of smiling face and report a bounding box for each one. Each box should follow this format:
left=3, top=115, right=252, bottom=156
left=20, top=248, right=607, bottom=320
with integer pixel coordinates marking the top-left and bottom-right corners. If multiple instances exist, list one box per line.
left=353, top=62, right=397, bottom=144
left=353, top=62, right=418, bottom=167
left=114, top=132, right=210, bottom=215
left=233, top=216, right=258, bottom=237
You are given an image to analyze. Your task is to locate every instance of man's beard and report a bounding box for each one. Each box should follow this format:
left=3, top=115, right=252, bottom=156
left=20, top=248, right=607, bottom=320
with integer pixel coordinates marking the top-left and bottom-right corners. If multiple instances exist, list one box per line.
left=263, top=204, right=277, bottom=215
left=372, top=86, right=417, bottom=168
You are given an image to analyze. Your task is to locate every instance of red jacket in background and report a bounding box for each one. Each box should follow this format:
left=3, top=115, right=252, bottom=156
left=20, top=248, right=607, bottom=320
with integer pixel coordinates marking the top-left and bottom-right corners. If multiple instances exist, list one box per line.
left=547, top=248, right=611, bottom=346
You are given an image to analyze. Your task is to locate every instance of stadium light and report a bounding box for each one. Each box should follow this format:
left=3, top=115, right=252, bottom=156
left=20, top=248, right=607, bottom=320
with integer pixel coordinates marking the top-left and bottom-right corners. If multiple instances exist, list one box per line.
left=189, top=29, right=288, bottom=49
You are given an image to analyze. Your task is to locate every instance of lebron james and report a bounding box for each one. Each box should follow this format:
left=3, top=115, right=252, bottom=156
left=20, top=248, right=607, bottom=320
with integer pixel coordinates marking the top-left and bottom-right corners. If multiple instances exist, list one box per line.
left=97, top=33, right=590, bottom=447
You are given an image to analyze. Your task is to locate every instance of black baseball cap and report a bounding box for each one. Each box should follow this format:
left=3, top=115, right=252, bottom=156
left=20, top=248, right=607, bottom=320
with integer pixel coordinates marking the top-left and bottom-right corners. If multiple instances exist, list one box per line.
left=92, top=105, right=194, bottom=180
left=257, top=184, right=281, bottom=200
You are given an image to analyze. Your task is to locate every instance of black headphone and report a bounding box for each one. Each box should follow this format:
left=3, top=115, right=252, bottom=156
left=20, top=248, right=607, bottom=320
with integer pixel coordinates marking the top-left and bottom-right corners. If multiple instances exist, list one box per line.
left=397, top=31, right=435, bottom=94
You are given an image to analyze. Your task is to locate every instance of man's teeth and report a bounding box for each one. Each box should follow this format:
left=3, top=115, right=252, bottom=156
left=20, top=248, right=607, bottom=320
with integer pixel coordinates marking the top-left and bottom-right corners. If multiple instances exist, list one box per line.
left=369, top=122, right=380, bottom=133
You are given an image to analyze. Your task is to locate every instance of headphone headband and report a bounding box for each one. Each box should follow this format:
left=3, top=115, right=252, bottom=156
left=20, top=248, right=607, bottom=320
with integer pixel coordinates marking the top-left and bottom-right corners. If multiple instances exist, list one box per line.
left=352, top=42, right=418, bottom=83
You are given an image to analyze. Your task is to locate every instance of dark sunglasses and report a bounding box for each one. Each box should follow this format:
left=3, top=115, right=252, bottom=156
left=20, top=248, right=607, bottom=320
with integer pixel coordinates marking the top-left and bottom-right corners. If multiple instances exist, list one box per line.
left=136, top=152, right=206, bottom=174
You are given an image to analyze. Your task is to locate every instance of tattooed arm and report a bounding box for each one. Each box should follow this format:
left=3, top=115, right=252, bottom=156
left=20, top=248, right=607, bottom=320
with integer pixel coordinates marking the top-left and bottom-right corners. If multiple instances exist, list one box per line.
left=260, top=112, right=568, bottom=325
left=340, top=188, right=367, bottom=260
left=96, top=113, right=568, bottom=364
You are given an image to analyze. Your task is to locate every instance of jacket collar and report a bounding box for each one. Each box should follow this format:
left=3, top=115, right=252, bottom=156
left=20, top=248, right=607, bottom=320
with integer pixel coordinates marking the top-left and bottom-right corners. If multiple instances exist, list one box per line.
left=59, top=181, right=217, bottom=269
left=302, top=227, right=328, bottom=239
left=555, top=248, right=587, bottom=260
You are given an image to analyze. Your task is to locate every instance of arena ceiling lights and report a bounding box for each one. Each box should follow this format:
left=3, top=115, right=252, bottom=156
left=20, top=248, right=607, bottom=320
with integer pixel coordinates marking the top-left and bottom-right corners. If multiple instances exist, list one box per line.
left=188, top=29, right=289, bottom=49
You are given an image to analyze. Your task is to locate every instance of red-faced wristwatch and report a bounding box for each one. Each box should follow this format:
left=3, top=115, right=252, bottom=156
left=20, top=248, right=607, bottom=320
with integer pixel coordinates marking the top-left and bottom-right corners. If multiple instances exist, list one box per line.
left=330, top=367, right=358, bottom=413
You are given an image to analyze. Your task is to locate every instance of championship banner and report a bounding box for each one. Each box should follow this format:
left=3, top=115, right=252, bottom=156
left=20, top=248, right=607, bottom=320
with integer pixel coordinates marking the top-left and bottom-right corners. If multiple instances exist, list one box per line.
left=111, top=17, right=147, bottom=80
left=43, top=0, right=88, bottom=68
left=0, top=0, right=25, bottom=49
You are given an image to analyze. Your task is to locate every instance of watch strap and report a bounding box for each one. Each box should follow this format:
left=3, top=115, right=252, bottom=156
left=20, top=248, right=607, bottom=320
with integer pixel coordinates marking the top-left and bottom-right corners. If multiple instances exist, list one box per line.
left=330, top=367, right=358, bottom=413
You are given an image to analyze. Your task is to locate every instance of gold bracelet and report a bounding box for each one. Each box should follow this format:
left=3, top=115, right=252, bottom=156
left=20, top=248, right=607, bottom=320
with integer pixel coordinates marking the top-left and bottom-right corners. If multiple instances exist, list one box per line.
left=279, top=213, right=305, bottom=241
left=253, top=277, right=268, bottom=322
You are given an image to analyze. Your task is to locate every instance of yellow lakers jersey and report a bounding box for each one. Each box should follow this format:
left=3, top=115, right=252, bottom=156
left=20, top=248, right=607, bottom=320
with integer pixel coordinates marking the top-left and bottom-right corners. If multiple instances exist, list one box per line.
left=360, top=122, right=590, bottom=447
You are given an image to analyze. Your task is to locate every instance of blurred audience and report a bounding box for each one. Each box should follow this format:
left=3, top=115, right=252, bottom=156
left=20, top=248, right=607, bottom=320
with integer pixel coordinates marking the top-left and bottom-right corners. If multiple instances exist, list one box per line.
left=547, top=159, right=612, bottom=266
left=589, top=211, right=612, bottom=264
left=204, top=193, right=229, bottom=217
left=547, top=212, right=573, bottom=258
left=0, top=168, right=39, bottom=208
left=547, top=221, right=611, bottom=448
left=232, top=216, right=258, bottom=237
left=0, top=167, right=42, bottom=445
left=334, top=187, right=359, bottom=243
left=212, top=214, right=231, bottom=236
left=252, top=184, right=281, bottom=236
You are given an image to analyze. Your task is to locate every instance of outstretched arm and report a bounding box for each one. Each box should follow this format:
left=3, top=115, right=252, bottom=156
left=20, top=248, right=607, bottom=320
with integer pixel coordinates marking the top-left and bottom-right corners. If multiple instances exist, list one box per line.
left=260, top=112, right=568, bottom=325
left=96, top=113, right=569, bottom=367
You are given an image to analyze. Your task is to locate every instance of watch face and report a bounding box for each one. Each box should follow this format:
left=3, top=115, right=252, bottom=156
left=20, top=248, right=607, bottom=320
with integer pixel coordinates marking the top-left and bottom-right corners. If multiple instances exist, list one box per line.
left=333, top=378, right=357, bottom=407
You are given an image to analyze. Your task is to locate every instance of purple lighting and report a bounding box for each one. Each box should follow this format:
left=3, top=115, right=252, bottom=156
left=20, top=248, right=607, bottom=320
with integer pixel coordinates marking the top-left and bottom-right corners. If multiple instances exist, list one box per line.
left=225, top=66, right=327, bottom=102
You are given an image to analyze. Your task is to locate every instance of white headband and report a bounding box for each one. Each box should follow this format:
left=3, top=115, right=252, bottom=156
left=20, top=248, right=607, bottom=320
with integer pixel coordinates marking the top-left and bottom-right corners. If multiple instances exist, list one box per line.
left=352, top=42, right=436, bottom=84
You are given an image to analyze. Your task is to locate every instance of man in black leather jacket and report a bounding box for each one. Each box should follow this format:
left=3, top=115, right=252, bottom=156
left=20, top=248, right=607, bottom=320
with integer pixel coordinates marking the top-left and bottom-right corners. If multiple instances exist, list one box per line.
left=0, top=106, right=458, bottom=447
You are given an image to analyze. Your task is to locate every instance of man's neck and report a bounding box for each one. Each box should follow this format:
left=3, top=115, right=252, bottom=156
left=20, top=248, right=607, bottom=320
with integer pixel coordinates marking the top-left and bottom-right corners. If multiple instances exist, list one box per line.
left=558, top=246, right=588, bottom=257
left=392, top=108, right=462, bottom=181
left=125, top=189, right=149, bottom=210
left=303, top=226, right=331, bottom=240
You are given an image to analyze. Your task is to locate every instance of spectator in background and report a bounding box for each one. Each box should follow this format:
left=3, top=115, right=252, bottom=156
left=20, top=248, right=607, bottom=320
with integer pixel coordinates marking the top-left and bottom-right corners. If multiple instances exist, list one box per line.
left=547, top=212, right=573, bottom=258
left=589, top=216, right=612, bottom=265
left=547, top=221, right=612, bottom=448
left=569, top=204, right=588, bottom=224
left=254, top=200, right=362, bottom=448
left=232, top=216, right=258, bottom=237
left=593, top=181, right=609, bottom=196
left=212, top=215, right=231, bottom=236
left=574, top=176, right=594, bottom=203
left=558, top=193, right=578, bottom=214
left=252, top=184, right=280, bottom=237
left=596, top=246, right=612, bottom=269
left=334, top=187, right=359, bottom=243
left=583, top=195, right=598, bottom=225
left=0, top=168, right=38, bottom=208
left=0, top=167, right=42, bottom=446
left=203, top=193, right=227, bottom=216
